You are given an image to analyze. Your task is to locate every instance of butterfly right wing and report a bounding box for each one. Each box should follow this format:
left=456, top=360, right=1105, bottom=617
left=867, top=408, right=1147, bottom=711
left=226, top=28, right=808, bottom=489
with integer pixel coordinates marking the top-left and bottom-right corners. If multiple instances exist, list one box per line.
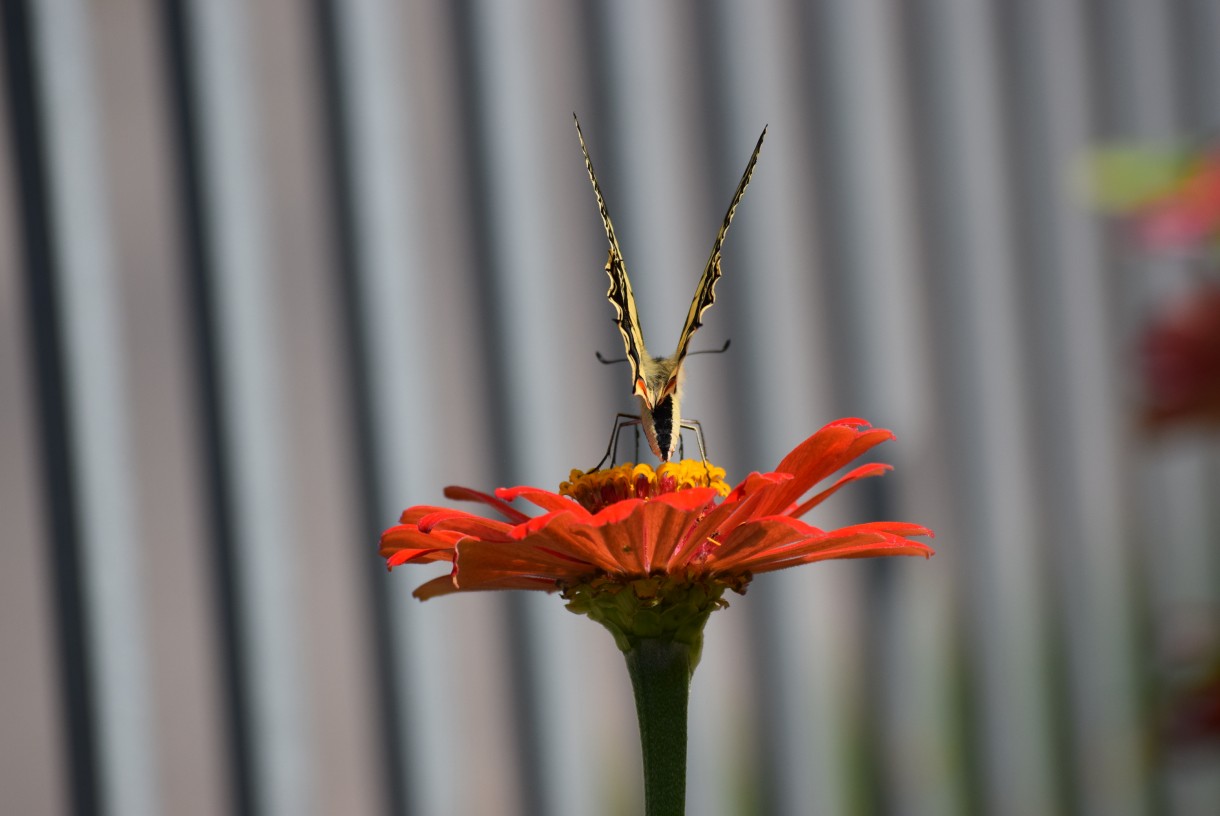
left=671, top=125, right=767, bottom=368
left=575, top=114, right=650, bottom=400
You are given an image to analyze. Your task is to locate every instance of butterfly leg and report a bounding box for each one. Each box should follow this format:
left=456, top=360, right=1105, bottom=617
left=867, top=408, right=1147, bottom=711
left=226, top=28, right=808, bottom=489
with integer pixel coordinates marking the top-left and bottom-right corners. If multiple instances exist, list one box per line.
left=591, top=413, right=642, bottom=472
left=678, top=420, right=711, bottom=471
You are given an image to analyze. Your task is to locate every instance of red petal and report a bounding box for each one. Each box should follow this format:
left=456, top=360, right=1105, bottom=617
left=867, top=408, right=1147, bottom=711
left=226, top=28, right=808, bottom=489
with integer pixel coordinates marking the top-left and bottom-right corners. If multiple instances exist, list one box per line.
left=416, top=509, right=482, bottom=531
left=399, top=505, right=455, bottom=525
left=854, top=521, right=936, bottom=539
left=721, top=519, right=933, bottom=574
left=596, top=495, right=710, bottom=574
left=491, top=491, right=720, bottom=577
left=415, top=571, right=557, bottom=600
left=379, top=524, right=460, bottom=559
left=444, top=485, right=531, bottom=524
left=423, top=513, right=516, bottom=541
left=589, top=498, right=646, bottom=524
left=743, top=538, right=934, bottom=573
left=453, top=538, right=594, bottom=588
left=452, top=574, right=561, bottom=594
left=413, top=573, right=459, bottom=600
left=665, top=480, right=778, bottom=569
left=497, top=486, right=591, bottom=519
left=761, top=422, right=896, bottom=517
left=516, top=508, right=643, bottom=573
left=669, top=473, right=812, bottom=570
left=722, top=470, right=792, bottom=503
left=510, top=508, right=588, bottom=539
left=710, top=516, right=824, bottom=566
left=640, top=490, right=722, bottom=570
left=386, top=546, right=454, bottom=569
left=789, top=463, right=893, bottom=519
left=534, top=489, right=713, bottom=573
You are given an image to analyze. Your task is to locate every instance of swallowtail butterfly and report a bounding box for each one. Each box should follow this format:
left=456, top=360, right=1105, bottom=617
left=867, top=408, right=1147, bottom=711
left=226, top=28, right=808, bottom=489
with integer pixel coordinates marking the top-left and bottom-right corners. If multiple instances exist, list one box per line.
left=575, top=114, right=767, bottom=465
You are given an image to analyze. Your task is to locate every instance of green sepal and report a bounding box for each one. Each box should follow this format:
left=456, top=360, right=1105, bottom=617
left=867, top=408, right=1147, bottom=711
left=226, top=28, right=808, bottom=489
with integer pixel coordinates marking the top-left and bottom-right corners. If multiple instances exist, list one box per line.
left=562, top=573, right=749, bottom=668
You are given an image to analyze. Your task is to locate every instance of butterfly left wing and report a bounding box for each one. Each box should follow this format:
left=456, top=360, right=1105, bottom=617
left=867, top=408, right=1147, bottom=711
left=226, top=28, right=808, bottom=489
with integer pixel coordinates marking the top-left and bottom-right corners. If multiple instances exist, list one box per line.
left=574, top=114, right=650, bottom=399
left=671, top=126, right=768, bottom=369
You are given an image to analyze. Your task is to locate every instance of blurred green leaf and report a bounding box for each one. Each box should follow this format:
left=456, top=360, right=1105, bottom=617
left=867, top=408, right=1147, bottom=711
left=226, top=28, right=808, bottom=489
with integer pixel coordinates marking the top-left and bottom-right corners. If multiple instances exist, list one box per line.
left=1087, top=147, right=1190, bottom=211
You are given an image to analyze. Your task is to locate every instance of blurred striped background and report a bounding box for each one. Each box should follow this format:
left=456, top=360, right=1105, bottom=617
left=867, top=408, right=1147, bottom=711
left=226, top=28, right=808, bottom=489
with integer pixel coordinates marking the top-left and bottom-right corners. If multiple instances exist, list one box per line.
left=3, top=0, right=1219, bottom=814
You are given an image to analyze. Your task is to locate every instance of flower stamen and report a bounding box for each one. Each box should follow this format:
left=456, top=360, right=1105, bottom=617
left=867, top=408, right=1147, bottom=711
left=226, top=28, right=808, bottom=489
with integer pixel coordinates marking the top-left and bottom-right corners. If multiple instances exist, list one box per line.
left=561, top=460, right=731, bottom=514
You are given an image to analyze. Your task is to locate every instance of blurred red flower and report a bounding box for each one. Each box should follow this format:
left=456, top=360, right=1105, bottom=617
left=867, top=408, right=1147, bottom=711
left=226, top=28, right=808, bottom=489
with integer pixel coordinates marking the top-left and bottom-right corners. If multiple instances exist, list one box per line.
left=1142, top=284, right=1220, bottom=428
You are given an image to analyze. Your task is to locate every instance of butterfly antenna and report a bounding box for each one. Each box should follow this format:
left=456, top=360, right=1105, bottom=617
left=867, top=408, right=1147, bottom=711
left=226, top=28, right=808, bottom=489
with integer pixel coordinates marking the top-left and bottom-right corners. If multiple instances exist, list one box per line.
left=595, top=351, right=630, bottom=365
left=600, top=339, right=728, bottom=364
left=686, top=339, right=732, bottom=357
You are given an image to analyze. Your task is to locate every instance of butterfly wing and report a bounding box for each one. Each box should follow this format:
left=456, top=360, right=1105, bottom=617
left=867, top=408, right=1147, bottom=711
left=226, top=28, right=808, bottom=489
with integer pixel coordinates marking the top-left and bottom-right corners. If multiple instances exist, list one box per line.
left=671, top=126, right=768, bottom=369
left=575, top=115, right=650, bottom=399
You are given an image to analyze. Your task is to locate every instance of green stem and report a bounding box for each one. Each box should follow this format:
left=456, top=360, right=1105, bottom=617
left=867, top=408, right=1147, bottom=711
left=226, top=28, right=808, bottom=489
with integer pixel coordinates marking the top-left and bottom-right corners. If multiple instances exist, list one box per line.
left=624, top=638, right=694, bottom=816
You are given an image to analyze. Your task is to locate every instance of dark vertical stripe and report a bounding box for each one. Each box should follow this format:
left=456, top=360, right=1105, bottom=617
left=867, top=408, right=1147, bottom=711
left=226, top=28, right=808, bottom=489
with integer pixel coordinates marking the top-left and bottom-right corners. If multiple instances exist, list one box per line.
left=447, top=3, right=549, bottom=814
left=574, top=3, right=616, bottom=165
left=688, top=2, right=757, bottom=466
left=1079, top=0, right=1123, bottom=139
left=1164, top=0, right=1193, bottom=133
left=155, top=2, right=255, bottom=814
left=0, top=1, right=103, bottom=813
left=306, top=3, right=413, bottom=814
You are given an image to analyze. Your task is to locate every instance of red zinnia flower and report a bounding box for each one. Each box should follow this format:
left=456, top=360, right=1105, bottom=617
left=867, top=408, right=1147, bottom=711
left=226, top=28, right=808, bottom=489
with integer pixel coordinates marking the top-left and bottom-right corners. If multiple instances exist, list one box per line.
left=381, top=418, right=932, bottom=645
left=381, top=416, right=934, bottom=814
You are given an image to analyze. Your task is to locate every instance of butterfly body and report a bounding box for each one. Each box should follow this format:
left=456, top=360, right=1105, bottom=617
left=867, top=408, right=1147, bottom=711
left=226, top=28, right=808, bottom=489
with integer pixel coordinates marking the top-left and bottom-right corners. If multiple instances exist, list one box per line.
left=576, top=115, right=766, bottom=463
left=635, top=353, right=685, bottom=461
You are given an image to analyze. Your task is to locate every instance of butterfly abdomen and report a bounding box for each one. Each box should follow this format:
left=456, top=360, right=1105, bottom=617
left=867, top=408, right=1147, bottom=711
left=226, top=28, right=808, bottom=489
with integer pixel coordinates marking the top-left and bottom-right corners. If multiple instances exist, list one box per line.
left=647, top=394, right=677, bottom=462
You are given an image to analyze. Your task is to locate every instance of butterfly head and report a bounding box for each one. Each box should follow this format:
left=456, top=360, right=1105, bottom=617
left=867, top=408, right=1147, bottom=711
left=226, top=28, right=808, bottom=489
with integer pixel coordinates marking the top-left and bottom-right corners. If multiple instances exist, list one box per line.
left=635, top=356, right=680, bottom=405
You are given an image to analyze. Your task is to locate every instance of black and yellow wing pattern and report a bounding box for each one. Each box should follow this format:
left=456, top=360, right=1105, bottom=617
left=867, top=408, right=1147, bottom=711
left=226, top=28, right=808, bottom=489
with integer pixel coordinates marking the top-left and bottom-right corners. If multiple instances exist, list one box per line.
left=574, top=114, right=650, bottom=400
left=672, top=126, right=768, bottom=366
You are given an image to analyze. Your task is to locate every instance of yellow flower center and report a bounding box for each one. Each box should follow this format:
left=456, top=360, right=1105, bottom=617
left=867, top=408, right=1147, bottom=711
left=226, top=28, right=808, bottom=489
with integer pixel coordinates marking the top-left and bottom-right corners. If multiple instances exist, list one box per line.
left=560, top=460, right=731, bottom=514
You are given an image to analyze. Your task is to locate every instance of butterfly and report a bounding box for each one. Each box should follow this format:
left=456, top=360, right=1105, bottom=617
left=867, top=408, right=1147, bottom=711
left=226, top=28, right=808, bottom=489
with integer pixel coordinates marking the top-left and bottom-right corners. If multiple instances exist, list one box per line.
left=574, top=114, right=767, bottom=465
